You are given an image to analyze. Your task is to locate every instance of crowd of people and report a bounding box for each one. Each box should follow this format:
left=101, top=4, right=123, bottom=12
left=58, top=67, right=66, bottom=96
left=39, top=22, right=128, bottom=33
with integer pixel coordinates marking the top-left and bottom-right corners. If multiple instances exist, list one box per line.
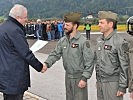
left=24, top=19, right=64, bottom=41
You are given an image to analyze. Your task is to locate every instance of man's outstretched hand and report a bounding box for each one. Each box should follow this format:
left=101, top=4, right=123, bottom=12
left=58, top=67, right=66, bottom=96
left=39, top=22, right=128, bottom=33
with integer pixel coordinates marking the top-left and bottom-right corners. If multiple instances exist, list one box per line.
left=41, top=63, right=48, bottom=73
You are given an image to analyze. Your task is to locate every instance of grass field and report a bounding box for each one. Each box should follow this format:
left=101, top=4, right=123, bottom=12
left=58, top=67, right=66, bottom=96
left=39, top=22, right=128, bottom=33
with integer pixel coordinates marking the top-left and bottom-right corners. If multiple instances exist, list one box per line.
left=78, top=24, right=127, bottom=32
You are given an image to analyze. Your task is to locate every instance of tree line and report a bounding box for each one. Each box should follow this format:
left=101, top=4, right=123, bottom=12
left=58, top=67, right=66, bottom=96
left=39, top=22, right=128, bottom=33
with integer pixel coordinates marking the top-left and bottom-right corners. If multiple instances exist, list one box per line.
left=0, top=0, right=132, bottom=19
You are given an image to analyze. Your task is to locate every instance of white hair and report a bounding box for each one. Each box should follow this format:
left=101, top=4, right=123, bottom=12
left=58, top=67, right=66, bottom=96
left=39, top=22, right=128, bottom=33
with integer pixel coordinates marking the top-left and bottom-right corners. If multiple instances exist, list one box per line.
left=9, top=4, right=27, bottom=18
left=37, top=19, right=41, bottom=23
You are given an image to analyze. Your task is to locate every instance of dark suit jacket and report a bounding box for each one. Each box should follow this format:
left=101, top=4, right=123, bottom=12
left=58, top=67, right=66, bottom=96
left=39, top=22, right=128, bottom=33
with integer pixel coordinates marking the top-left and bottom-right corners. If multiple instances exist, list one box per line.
left=0, top=16, right=43, bottom=94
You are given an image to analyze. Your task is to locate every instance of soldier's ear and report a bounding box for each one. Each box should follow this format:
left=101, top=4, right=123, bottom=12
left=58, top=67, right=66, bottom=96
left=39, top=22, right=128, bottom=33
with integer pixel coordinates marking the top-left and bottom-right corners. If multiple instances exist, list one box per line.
left=73, top=24, right=78, bottom=29
left=108, top=21, right=113, bottom=28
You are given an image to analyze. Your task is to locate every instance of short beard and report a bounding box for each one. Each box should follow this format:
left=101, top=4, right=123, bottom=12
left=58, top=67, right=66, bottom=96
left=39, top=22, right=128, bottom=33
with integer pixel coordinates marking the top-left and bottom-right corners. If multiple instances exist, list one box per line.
left=65, top=28, right=73, bottom=36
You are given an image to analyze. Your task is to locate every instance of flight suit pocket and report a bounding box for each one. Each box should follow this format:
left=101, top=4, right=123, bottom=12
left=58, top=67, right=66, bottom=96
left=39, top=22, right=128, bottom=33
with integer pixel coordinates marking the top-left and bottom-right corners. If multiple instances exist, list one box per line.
left=106, top=49, right=118, bottom=64
left=71, top=47, right=80, bottom=58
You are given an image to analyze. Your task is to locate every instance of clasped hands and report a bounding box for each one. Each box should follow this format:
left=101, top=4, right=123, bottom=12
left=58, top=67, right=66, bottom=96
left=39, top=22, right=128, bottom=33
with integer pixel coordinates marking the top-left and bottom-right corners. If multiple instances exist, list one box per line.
left=41, top=63, right=48, bottom=73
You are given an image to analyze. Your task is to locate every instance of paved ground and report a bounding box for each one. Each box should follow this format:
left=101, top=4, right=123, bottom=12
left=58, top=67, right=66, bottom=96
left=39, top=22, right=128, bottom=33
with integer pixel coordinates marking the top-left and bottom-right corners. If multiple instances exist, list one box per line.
left=0, top=32, right=132, bottom=100
left=0, top=91, right=46, bottom=100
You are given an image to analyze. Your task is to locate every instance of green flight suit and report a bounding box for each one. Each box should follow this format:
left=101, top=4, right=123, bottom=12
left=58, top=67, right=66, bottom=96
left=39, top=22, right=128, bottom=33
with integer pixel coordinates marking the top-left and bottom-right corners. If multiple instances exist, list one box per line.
left=95, top=31, right=129, bottom=100
left=127, top=34, right=133, bottom=92
left=45, top=32, right=94, bottom=100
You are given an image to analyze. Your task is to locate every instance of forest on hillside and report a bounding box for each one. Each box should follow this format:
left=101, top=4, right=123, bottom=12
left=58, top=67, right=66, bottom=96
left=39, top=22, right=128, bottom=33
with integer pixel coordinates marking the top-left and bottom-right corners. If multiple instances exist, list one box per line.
left=0, top=0, right=133, bottom=19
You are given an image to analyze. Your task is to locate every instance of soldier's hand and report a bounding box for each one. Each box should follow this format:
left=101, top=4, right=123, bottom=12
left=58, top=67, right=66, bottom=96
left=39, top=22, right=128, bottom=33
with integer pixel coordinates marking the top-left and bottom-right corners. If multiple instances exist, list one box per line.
left=116, top=90, right=124, bottom=96
left=78, top=80, right=87, bottom=88
left=41, top=63, right=47, bottom=73
left=130, top=92, right=133, bottom=99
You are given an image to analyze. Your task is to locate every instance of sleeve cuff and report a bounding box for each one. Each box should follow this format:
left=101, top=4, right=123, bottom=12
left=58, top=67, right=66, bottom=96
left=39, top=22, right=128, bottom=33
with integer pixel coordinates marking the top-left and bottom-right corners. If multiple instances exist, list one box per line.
left=118, top=86, right=126, bottom=93
left=44, top=62, right=49, bottom=68
left=81, top=76, right=87, bottom=82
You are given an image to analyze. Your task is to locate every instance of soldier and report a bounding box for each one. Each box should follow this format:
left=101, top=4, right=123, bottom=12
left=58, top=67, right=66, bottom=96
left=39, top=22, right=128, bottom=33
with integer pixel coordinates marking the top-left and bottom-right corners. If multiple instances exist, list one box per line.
left=127, top=16, right=133, bottom=99
left=94, top=11, right=129, bottom=100
left=43, top=12, right=94, bottom=100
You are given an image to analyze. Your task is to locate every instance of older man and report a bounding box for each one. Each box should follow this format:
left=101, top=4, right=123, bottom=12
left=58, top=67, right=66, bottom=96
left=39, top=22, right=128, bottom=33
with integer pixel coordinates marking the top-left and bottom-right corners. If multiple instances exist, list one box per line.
left=0, top=4, right=47, bottom=100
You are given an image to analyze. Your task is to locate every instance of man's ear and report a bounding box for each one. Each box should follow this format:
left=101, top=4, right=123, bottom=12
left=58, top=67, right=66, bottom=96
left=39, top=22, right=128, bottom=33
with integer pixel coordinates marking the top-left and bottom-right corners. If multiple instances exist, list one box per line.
left=74, top=24, right=78, bottom=29
left=109, top=21, right=113, bottom=28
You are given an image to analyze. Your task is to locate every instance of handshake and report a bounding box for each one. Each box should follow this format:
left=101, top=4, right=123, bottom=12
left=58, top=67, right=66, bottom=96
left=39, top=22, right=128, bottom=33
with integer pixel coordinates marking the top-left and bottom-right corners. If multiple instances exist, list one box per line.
left=41, top=63, right=48, bottom=73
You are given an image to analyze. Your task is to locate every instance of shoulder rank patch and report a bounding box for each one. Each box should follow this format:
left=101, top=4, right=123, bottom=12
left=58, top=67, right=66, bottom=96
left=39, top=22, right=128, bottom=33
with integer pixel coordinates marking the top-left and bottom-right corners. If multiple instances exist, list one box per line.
left=86, top=40, right=90, bottom=48
left=122, top=42, right=129, bottom=52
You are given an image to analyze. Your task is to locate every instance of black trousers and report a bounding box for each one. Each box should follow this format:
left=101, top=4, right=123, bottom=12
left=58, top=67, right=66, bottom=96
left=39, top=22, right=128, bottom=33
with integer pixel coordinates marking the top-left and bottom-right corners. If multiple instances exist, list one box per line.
left=86, top=30, right=90, bottom=40
left=3, top=93, right=24, bottom=100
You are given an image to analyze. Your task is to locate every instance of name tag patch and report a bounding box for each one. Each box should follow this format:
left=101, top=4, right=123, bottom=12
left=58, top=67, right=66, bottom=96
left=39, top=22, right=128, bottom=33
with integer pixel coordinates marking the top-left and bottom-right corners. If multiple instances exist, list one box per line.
left=71, top=43, right=79, bottom=48
left=104, top=45, right=112, bottom=50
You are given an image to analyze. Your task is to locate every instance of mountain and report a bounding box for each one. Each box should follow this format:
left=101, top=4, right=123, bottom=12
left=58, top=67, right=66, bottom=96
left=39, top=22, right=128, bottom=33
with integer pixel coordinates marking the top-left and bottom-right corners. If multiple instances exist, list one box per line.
left=0, top=0, right=133, bottom=18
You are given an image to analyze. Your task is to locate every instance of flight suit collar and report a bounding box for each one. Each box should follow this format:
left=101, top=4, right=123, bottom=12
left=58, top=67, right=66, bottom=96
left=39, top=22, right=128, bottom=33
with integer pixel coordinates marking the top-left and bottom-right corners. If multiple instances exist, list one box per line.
left=101, top=30, right=117, bottom=41
left=71, top=32, right=81, bottom=40
left=65, top=32, right=81, bottom=41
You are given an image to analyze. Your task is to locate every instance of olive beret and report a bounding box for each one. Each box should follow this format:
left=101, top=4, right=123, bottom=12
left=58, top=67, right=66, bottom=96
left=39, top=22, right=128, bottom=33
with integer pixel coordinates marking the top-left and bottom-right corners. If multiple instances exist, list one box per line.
left=98, top=11, right=118, bottom=21
left=63, top=12, right=81, bottom=22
